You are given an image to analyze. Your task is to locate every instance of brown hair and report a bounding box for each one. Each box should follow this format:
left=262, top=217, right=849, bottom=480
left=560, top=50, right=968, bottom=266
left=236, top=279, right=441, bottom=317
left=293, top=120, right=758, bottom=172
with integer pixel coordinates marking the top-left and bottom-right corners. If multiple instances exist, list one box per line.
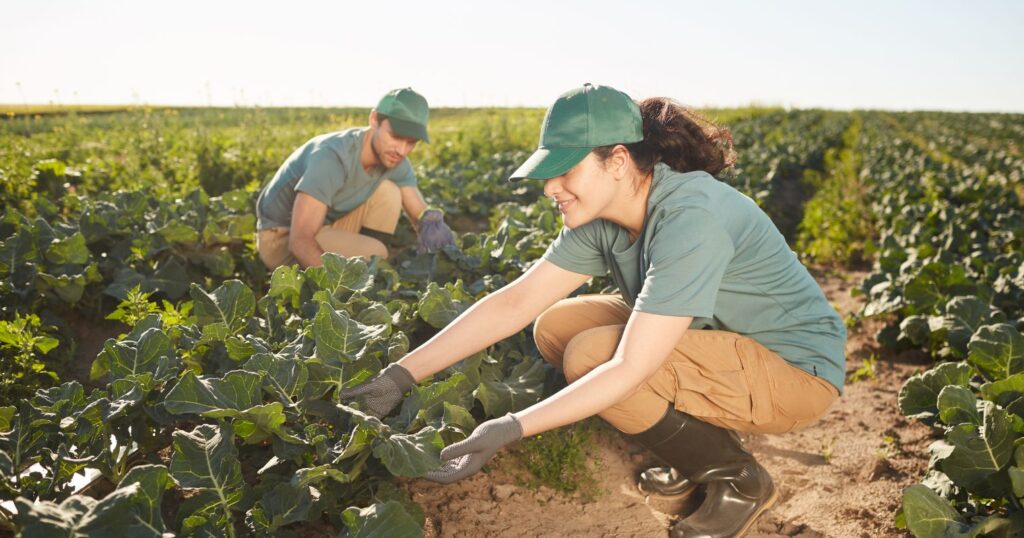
left=593, top=97, right=736, bottom=177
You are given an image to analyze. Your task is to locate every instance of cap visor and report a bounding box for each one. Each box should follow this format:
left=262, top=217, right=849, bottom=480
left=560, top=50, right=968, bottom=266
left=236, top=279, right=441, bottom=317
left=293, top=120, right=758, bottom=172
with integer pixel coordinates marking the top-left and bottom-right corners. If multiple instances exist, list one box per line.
left=387, top=116, right=429, bottom=142
left=508, top=147, right=591, bottom=181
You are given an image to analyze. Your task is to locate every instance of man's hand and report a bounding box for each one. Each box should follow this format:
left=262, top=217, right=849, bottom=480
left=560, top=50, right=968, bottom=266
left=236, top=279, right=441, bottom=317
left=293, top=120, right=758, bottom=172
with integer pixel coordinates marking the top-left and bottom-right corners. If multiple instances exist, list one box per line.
left=424, top=414, right=523, bottom=484
left=337, top=363, right=416, bottom=418
left=416, top=209, right=455, bottom=254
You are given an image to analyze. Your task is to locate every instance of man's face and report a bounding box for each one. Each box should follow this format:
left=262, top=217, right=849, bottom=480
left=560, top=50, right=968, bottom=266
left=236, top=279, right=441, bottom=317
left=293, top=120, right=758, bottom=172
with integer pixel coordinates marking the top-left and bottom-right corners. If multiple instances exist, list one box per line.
left=370, top=116, right=419, bottom=169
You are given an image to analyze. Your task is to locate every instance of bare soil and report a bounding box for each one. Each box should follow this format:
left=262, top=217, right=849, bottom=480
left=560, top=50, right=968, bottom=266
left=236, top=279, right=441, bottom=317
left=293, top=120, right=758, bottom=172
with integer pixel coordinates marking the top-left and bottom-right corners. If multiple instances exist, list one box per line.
left=404, top=269, right=937, bottom=537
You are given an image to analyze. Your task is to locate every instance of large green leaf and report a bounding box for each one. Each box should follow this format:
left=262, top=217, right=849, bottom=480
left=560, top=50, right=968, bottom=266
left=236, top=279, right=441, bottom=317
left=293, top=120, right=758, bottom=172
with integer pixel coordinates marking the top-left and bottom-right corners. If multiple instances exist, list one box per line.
left=899, top=361, right=974, bottom=423
left=305, top=253, right=371, bottom=296
left=165, top=370, right=263, bottom=417
left=37, top=270, right=89, bottom=303
left=395, top=372, right=472, bottom=430
left=0, top=228, right=39, bottom=274
left=937, top=385, right=982, bottom=427
left=156, top=221, right=199, bottom=246
left=313, top=302, right=386, bottom=364
left=0, top=406, right=14, bottom=432
left=981, top=373, right=1024, bottom=409
left=268, top=264, right=305, bottom=309
left=372, top=427, right=444, bottom=477
left=901, top=484, right=1010, bottom=538
left=245, top=481, right=316, bottom=535
left=244, top=352, right=311, bottom=403
left=898, top=315, right=931, bottom=346
left=417, top=281, right=472, bottom=329
left=940, top=296, right=1006, bottom=358
left=904, top=262, right=976, bottom=315
left=149, top=258, right=190, bottom=299
left=968, top=324, right=1024, bottom=381
left=113, top=464, right=174, bottom=536
left=106, top=327, right=175, bottom=380
left=45, top=231, right=90, bottom=265
left=170, top=423, right=244, bottom=528
left=340, top=501, right=422, bottom=538
left=189, top=280, right=256, bottom=335
left=193, top=247, right=236, bottom=278
left=940, top=402, right=1016, bottom=497
left=474, top=358, right=547, bottom=417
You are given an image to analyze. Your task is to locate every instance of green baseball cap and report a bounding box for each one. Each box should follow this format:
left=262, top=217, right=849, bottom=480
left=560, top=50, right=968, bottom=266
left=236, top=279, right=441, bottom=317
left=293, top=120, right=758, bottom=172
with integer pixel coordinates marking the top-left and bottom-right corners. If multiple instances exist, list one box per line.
left=376, top=87, right=430, bottom=142
left=510, top=83, right=642, bottom=181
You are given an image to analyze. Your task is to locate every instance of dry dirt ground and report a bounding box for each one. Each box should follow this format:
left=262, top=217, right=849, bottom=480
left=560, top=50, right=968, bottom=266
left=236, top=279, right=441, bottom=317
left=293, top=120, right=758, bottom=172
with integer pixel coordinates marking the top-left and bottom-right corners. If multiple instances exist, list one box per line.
left=404, top=269, right=938, bottom=537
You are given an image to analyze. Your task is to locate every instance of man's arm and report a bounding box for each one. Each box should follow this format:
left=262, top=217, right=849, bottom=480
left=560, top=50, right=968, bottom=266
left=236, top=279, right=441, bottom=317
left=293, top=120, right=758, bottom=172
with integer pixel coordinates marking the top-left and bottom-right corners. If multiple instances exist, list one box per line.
left=289, top=192, right=329, bottom=267
left=400, top=186, right=429, bottom=229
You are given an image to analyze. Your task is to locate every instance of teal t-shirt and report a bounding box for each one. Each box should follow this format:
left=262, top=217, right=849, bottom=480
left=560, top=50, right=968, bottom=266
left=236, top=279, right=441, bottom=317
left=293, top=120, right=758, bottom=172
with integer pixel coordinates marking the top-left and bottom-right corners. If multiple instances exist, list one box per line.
left=542, top=163, right=847, bottom=393
left=256, top=128, right=417, bottom=230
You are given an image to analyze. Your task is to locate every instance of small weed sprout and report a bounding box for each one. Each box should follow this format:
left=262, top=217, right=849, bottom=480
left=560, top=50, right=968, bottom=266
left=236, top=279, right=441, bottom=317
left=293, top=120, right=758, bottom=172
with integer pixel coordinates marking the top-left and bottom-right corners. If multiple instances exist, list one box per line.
left=848, top=354, right=877, bottom=383
left=820, top=437, right=837, bottom=464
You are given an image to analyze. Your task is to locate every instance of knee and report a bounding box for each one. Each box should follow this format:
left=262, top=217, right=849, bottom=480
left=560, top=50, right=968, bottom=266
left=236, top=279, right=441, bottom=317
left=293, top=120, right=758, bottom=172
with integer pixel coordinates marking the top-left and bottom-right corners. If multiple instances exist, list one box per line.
left=366, top=239, right=388, bottom=259
left=562, top=327, right=615, bottom=383
left=373, top=179, right=401, bottom=206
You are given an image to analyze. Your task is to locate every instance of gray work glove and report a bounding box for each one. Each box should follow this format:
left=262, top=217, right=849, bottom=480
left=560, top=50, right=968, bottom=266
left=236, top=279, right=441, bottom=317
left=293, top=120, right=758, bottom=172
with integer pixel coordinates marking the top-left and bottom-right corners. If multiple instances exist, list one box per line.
left=416, top=208, right=455, bottom=255
left=424, top=414, right=523, bottom=484
left=337, top=363, right=416, bottom=418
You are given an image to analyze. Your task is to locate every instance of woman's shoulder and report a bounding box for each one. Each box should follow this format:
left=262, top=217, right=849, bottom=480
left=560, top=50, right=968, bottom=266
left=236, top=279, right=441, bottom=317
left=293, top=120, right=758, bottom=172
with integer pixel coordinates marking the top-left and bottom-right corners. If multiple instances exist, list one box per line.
left=651, top=163, right=749, bottom=213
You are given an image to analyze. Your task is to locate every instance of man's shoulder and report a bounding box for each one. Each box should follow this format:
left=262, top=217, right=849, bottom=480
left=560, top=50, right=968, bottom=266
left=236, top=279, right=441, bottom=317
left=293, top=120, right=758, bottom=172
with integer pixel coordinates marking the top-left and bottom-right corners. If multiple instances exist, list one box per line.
left=313, top=127, right=365, bottom=153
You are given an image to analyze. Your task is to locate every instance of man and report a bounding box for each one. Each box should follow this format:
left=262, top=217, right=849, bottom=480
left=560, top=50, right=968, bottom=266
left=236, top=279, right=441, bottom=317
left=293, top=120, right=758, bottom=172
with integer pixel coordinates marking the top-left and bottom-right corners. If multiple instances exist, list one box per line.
left=255, top=87, right=455, bottom=269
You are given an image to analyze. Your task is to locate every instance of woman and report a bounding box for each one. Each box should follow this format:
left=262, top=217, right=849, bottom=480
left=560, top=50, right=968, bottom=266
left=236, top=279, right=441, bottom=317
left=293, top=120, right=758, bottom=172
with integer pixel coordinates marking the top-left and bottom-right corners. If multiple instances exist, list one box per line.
left=339, top=83, right=846, bottom=537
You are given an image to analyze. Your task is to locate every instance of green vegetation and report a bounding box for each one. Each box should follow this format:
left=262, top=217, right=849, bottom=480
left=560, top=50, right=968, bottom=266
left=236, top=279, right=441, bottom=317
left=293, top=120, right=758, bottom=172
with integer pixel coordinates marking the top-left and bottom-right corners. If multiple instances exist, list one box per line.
left=1, top=106, right=1022, bottom=535
left=513, top=419, right=602, bottom=501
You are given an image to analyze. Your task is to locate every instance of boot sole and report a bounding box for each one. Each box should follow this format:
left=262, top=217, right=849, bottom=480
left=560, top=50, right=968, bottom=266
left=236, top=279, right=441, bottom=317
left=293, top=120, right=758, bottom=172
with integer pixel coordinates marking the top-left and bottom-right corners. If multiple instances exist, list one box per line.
left=734, top=486, right=780, bottom=538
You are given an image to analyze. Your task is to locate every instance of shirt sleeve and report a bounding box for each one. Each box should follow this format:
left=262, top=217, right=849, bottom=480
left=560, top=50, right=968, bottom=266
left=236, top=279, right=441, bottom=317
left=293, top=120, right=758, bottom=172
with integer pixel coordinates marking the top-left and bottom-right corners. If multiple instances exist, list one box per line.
left=541, top=222, right=608, bottom=277
left=388, top=160, right=417, bottom=187
left=635, top=209, right=734, bottom=317
left=295, top=147, right=346, bottom=205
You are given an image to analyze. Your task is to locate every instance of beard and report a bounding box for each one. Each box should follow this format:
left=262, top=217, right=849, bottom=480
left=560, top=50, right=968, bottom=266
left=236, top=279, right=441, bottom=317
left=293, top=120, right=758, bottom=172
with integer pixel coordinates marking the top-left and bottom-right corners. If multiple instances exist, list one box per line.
left=370, top=130, right=393, bottom=169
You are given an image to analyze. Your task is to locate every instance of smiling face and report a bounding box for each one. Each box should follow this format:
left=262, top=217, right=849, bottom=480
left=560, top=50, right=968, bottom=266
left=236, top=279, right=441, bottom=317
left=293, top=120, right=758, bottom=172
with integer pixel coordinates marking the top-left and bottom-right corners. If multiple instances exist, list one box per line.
left=368, top=112, right=419, bottom=169
left=542, top=152, right=621, bottom=229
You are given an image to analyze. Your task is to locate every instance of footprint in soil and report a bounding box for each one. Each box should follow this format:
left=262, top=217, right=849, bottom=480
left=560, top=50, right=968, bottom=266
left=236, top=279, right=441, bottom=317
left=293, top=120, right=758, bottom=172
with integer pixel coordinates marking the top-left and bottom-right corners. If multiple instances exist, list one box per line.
left=859, top=458, right=904, bottom=481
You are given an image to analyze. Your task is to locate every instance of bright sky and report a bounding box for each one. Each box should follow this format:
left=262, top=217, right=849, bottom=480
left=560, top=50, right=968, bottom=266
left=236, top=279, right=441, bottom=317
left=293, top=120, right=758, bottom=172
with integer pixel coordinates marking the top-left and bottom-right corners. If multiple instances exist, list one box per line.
left=2, top=0, right=1022, bottom=112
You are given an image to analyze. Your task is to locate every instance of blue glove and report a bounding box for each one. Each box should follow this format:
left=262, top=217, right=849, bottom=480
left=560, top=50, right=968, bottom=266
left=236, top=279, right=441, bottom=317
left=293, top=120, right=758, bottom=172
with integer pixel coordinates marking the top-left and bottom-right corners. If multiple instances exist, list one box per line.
left=416, top=208, right=455, bottom=254
left=424, top=414, right=523, bottom=484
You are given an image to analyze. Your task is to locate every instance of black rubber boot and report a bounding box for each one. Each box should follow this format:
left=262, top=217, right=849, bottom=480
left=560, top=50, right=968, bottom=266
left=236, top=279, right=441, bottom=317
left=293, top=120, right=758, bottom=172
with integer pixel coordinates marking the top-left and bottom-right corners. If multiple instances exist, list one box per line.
left=631, top=407, right=698, bottom=499
left=631, top=406, right=776, bottom=538
left=359, top=226, right=394, bottom=246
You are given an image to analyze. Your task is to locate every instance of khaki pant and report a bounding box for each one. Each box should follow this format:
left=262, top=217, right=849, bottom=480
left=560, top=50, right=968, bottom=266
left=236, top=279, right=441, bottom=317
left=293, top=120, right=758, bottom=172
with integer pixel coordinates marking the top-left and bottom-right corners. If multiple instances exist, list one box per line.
left=533, top=294, right=839, bottom=435
left=257, top=179, right=402, bottom=269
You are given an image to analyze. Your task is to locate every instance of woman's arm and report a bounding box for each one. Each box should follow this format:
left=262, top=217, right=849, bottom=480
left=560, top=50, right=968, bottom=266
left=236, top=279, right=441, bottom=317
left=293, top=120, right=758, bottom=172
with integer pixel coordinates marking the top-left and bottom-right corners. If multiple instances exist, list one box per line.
left=397, top=259, right=591, bottom=381
left=512, top=310, right=693, bottom=437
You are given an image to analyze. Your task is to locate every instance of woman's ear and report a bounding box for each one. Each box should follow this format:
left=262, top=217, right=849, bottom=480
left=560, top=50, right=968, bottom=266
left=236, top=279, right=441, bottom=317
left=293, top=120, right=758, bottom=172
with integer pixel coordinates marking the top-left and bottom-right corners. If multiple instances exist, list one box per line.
left=612, top=145, right=632, bottom=180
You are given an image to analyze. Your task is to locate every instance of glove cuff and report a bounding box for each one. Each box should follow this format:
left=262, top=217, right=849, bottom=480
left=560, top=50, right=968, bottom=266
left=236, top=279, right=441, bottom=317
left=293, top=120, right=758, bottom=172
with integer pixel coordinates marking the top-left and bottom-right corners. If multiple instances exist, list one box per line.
left=382, top=363, right=417, bottom=393
left=500, top=413, right=525, bottom=443
left=417, top=206, right=444, bottom=221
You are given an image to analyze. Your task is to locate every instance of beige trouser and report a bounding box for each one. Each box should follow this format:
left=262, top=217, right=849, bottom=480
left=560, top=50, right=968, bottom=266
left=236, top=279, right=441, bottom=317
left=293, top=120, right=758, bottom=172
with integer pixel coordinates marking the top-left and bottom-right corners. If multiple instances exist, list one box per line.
left=533, top=294, right=839, bottom=435
left=256, top=179, right=402, bottom=269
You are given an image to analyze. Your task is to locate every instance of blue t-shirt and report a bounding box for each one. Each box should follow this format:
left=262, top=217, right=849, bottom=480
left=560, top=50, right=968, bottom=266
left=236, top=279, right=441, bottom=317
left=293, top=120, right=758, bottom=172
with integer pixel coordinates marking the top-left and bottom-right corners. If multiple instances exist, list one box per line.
left=257, top=127, right=416, bottom=230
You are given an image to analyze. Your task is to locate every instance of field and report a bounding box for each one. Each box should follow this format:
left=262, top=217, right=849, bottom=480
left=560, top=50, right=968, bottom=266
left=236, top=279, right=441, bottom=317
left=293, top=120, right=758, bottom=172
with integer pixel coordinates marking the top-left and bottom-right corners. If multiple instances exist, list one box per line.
left=1, top=106, right=1023, bottom=537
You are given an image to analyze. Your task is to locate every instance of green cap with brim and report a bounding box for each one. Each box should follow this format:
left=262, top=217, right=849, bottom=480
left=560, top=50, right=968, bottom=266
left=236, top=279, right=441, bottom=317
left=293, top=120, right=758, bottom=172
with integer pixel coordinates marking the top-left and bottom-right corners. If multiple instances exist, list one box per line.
left=376, top=87, right=430, bottom=142
left=510, top=83, right=642, bottom=181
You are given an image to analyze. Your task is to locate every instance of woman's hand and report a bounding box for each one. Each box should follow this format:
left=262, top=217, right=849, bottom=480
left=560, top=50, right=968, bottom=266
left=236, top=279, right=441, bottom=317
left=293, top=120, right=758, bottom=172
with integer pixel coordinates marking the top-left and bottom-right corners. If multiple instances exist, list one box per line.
left=424, top=414, right=523, bottom=484
left=337, top=363, right=417, bottom=418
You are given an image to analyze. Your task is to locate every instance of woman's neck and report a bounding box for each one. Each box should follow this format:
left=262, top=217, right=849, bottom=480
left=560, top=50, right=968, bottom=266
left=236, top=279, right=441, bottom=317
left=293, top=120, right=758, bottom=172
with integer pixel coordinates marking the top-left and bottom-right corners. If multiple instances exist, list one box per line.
left=603, top=171, right=653, bottom=243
